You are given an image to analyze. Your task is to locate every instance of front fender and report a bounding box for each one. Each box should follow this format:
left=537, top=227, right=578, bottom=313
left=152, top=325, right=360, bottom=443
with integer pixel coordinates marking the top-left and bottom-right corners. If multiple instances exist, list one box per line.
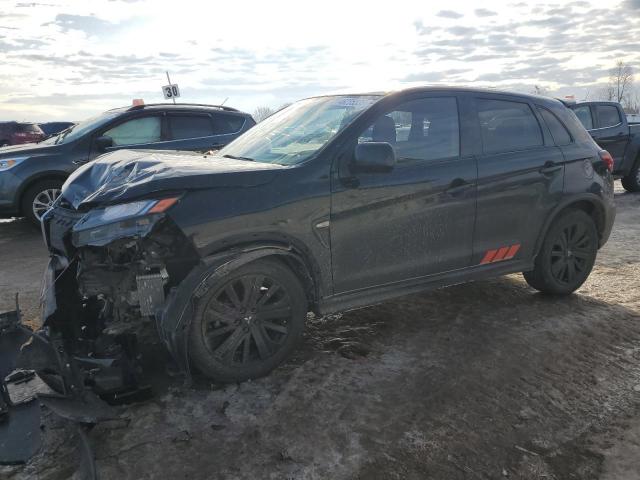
left=156, top=245, right=311, bottom=379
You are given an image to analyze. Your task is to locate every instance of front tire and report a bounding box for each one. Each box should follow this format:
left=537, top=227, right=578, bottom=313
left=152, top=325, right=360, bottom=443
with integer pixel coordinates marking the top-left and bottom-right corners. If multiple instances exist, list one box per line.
left=621, top=162, right=640, bottom=192
left=523, top=209, right=598, bottom=295
left=21, top=179, right=63, bottom=226
left=188, top=259, right=308, bottom=383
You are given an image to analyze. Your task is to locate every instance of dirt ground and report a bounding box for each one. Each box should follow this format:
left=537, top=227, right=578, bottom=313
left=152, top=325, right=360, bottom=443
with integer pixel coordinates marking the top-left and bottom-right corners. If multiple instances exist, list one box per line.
left=1, top=183, right=640, bottom=480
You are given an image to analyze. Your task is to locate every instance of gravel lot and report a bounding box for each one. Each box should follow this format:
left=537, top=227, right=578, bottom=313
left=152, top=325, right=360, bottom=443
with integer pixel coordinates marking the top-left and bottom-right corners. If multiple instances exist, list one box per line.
left=1, top=183, right=640, bottom=480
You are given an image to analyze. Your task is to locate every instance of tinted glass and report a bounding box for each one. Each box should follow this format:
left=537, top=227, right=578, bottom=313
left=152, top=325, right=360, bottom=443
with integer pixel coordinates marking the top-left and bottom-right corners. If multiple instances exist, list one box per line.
left=358, top=97, right=459, bottom=162
left=538, top=107, right=572, bottom=146
left=169, top=115, right=214, bottom=140
left=572, top=105, right=593, bottom=130
left=596, top=105, right=621, bottom=128
left=219, top=95, right=381, bottom=165
left=17, top=123, right=42, bottom=133
left=103, top=116, right=162, bottom=146
left=477, top=99, right=542, bottom=153
left=212, top=114, right=245, bottom=134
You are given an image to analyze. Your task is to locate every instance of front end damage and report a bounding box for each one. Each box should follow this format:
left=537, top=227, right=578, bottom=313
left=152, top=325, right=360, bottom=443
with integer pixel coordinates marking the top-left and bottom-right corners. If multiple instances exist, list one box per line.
left=38, top=196, right=200, bottom=399
left=0, top=195, right=201, bottom=472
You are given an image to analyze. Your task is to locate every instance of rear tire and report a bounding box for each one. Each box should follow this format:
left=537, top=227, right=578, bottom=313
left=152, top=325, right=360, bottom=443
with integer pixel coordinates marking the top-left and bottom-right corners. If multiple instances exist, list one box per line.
left=21, top=179, right=63, bottom=226
left=523, top=209, right=598, bottom=295
left=188, top=259, right=307, bottom=383
left=621, top=162, right=640, bottom=192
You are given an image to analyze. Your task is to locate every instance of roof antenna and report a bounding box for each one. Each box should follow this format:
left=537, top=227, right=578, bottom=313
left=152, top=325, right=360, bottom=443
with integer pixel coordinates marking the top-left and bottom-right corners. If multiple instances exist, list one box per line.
left=220, top=97, right=228, bottom=106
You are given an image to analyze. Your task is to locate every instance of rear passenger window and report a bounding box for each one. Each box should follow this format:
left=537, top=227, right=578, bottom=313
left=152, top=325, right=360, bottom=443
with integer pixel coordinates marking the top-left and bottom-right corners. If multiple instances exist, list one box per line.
left=477, top=99, right=543, bottom=153
left=169, top=115, right=214, bottom=140
left=596, top=105, right=622, bottom=128
left=572, top=106, right=593, bottom=130
left=358, top=97, right=459, bottom=162
left=538, top=107, right=572, bottom=146
left=212, top=114, right=245, bottom=135
left=103, top=116, right=162, bottom=146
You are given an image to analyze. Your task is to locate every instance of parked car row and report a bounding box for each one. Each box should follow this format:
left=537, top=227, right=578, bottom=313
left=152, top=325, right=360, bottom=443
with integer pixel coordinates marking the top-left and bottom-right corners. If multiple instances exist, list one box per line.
left=0, top=103, right=256, bottom=224
left=0, top=121, right=46, bottom=147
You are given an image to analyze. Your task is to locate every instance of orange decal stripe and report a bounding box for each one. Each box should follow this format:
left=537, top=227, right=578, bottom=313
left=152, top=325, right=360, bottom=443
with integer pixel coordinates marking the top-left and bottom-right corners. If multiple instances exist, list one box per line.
left=504, top=243, right=521, bottom=260
left=480, top=249, right=498, bottom=264
left=492, top=246, right=511, bottom=262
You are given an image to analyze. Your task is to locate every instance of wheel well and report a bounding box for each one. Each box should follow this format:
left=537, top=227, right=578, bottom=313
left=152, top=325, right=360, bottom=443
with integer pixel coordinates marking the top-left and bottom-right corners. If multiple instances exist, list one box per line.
left=551, top=200, right=605, bottom=245
left=17, top=174, right=67, bottom=215
left=264, top=253, right=318, bottom=310
left=568, top=200, right=605, bottom=237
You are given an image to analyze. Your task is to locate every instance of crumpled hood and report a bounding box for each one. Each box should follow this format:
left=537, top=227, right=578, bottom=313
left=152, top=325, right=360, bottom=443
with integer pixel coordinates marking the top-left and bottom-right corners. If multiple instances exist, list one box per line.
left=62, top=149, right=284, bottom=209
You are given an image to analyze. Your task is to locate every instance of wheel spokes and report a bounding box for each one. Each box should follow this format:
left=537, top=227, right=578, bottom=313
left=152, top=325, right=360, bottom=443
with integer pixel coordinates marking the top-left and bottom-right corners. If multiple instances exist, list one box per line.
left=203, top=273, right=293, bottom=365
left=212, top=327, right=247, bottom=361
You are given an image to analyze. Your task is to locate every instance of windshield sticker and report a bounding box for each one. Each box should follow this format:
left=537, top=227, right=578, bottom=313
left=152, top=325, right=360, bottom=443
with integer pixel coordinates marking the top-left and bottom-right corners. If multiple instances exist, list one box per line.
left=334, top=96, right=379, bottom=109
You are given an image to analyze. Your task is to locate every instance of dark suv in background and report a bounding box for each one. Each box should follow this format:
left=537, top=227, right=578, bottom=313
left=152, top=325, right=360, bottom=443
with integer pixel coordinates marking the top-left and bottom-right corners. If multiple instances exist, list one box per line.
left=0, top=103, right=255, bottom=224
left=31, top=87, right=615, bottom=398
left=0, top=122, right=45, bottom=147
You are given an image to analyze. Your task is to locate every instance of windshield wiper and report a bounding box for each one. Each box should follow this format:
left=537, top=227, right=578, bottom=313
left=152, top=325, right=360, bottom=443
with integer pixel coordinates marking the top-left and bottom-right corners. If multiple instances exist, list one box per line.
left=222, top=154, right=255, bottom=162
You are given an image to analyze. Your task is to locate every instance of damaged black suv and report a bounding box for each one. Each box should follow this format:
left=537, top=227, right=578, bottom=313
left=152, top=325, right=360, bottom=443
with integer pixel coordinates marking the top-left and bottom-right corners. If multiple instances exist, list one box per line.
left=31, top=87, right=614, bottom=396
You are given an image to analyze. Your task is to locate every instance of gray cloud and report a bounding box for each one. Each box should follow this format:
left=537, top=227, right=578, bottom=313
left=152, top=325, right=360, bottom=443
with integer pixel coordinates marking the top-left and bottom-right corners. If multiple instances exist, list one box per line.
left=436, top=10, right=463, bottom=19
left=474, top=8, right=497, bottom=17
left=43, top=13, right=141, bottom=38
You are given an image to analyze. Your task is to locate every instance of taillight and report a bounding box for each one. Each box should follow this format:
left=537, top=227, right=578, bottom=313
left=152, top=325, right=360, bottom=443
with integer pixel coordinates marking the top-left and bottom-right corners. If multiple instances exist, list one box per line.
left=599, top=150, right=614, bottom=173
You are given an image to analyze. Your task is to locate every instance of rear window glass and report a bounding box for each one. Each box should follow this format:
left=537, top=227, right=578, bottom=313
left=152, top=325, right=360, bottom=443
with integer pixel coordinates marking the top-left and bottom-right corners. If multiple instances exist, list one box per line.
left=17, top=123, right=41, bottom=133
left=169, top=115, right=214, bottom=140
left=538, top=107, right=572, bottom=146
left=477, top=99, right=543, bottom=153
left=572, top=105, right=593, bottom=130
left=212, top=114, right=245, bottom=135
left=596, top=105, right=622, bottom=128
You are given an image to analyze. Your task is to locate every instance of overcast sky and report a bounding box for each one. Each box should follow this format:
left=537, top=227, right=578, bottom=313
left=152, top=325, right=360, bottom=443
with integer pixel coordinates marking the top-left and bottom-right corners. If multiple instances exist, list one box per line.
left=1, top=0, right=639, bottom=121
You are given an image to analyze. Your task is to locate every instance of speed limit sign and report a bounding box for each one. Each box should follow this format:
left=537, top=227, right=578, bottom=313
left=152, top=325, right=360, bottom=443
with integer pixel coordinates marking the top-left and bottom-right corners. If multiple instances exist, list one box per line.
left=162, top=84, right=180, bottom=100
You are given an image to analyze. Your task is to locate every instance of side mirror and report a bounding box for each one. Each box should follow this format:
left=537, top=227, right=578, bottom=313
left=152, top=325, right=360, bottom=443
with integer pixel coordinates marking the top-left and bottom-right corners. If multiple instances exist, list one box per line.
left=352, top=142, right=396, bottom=173
left=95, top=135, right=113, bottom=151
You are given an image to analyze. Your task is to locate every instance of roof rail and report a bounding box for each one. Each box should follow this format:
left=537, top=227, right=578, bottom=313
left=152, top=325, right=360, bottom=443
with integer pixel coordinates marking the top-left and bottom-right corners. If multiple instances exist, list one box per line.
left=126, top=103, right=240, bottom=112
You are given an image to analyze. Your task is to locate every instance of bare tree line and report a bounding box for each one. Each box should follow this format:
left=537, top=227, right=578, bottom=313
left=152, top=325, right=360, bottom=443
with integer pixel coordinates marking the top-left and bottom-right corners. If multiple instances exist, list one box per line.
left=597, top=60, right=639, bottom=113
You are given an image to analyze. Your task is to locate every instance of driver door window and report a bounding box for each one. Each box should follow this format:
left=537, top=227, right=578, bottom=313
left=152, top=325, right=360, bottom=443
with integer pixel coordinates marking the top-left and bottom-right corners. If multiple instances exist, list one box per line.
left=103, top=116, right=162, bottom=146
left=358, top=97, right=460, bottom=163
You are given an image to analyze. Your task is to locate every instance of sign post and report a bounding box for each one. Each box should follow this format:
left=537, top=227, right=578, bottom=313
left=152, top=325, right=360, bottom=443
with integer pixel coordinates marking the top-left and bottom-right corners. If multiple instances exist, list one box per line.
left=162, top=71, right=180, bottom=103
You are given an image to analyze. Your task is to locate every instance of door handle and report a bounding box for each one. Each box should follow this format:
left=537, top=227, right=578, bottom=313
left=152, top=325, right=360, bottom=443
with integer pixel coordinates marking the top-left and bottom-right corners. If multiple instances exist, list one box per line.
left=72, top=160, right=88, bottom=165
left=445, top=179, right=473, bottom=196
left=540, top=163, right=562, bottom=174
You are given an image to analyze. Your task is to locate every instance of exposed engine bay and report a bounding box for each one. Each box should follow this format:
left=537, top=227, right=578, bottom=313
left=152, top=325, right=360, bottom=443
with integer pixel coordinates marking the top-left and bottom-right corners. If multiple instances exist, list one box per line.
left=39, top=198, right=201, bottom=400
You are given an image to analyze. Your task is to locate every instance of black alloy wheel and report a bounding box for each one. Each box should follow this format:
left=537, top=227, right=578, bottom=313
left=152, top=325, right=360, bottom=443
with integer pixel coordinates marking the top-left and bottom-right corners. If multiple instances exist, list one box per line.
left=523, top=209, right=598, bottom=295
left=548, top=222, right=593, bottom=285
left=189, top=259, right=307, bottom=382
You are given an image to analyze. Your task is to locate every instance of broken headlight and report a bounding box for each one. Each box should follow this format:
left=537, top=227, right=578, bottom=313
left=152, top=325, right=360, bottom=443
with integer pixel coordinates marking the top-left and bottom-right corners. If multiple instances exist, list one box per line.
left=72, top=197, right=178, bottom=247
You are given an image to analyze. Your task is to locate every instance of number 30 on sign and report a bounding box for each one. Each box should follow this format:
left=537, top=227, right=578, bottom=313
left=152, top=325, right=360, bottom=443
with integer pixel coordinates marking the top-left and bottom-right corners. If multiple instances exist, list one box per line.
left=162, top=84, right=180, bottom=99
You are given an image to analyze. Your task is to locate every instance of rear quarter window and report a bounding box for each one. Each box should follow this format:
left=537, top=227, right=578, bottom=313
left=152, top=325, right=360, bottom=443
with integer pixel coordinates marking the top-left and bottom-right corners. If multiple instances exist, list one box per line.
left=212, top=114, right=245, bottom=135
left=169, top=115, right=214, bottom=140
left=537, top=107, right=572, bottom=146
left=477, top=99, right=543, bottom=153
